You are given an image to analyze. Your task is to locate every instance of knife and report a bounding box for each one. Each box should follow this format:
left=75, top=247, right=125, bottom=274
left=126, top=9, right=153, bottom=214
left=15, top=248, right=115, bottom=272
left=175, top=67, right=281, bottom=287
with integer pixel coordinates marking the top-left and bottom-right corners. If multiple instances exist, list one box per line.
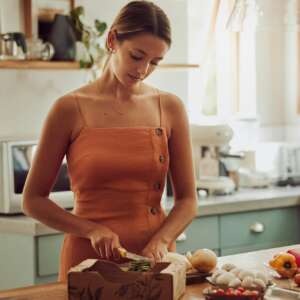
left=118, top=247, right=153, bottom=262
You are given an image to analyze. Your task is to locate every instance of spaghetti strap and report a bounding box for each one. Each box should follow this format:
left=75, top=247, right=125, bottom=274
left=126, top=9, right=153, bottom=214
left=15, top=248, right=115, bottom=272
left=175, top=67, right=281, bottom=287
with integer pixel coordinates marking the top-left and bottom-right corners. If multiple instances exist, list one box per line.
left=157, top=89, right=163, bottom=128
left=74, top=94, right=87, bottom=127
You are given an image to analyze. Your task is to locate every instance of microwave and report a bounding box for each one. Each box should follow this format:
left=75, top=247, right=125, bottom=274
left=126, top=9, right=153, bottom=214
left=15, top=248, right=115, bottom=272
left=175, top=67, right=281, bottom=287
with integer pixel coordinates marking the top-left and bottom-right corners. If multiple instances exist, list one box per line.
left=0, top=140, right=74, bottom=214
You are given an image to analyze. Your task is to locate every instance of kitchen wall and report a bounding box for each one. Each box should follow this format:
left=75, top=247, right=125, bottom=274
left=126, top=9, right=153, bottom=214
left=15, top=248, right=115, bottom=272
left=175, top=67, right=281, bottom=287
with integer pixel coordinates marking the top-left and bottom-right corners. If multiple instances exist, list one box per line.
left=0, top=0, right=190, bottom=140
left=0, top=0, right=299, bottom=146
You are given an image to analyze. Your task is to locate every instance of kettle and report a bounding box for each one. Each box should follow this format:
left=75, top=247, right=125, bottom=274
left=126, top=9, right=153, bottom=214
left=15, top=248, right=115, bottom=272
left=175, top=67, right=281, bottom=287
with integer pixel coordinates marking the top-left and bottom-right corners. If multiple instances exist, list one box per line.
left=0, top=32, right=27, bottom=60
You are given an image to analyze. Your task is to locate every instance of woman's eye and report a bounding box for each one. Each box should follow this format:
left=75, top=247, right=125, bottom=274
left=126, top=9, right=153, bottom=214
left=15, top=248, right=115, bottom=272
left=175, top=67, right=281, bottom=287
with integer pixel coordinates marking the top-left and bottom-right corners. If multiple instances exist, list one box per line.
left=130, top=54, right=143, bottom=61
left=151, top=61, right=159, bottom=66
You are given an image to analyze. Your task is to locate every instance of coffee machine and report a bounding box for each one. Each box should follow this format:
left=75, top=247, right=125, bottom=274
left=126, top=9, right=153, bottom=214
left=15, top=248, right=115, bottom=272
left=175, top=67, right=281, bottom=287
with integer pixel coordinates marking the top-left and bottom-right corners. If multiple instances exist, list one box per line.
left=190, top=123, right=236, bottom=195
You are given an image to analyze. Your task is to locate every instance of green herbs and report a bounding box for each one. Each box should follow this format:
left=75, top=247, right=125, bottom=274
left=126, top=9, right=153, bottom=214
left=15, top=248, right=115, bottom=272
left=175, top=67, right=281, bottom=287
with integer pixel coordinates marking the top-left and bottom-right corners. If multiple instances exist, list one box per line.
left=128, top=260, right=152, bottom=272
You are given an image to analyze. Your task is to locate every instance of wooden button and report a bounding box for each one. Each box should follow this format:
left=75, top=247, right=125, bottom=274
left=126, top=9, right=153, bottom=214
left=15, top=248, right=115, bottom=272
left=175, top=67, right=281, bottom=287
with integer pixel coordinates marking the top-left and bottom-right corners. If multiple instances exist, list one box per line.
left=155, top=128, right=163, bottom=136
left=150, top=207, right=157, bottom=215
left=159, top=155, right=165, bottom=163
left=153, top=182, right=161, bottom=190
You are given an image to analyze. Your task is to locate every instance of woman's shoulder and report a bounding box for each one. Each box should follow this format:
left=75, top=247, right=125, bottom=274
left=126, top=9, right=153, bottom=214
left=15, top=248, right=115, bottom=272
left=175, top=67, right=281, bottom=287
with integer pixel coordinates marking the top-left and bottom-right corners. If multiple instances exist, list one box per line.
left=53, top=81, right=98, bottom=112
left=158, top=89, right=186, bottom=116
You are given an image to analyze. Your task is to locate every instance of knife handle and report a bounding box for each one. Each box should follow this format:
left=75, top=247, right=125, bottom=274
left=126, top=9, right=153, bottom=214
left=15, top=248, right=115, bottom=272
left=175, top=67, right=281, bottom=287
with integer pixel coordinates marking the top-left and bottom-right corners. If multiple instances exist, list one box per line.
left=117, top=247, right=127, bottom=258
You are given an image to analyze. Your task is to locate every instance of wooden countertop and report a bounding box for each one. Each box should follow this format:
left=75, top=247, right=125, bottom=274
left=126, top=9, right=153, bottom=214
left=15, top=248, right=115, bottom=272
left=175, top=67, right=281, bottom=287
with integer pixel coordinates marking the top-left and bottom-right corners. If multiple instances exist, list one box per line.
left=0, top=245, right=299, bottom=300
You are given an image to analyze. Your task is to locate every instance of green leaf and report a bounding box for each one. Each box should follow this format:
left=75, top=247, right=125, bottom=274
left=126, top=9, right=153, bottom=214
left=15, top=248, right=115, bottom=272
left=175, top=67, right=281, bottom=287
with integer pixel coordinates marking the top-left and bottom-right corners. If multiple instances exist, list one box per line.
left=95, top=20, right=107, bottom=36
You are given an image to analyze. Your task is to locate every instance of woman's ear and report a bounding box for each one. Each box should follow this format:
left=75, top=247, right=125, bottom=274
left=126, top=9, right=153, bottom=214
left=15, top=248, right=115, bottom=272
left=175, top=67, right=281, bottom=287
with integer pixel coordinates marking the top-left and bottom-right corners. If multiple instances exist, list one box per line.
left=107, top=30, right=117, bottom=53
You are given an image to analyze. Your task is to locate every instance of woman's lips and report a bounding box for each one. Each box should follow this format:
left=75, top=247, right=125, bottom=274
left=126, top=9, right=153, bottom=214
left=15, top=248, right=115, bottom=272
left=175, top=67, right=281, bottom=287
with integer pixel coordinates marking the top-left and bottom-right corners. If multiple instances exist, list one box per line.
left=128, top=74, right=142, bottom=81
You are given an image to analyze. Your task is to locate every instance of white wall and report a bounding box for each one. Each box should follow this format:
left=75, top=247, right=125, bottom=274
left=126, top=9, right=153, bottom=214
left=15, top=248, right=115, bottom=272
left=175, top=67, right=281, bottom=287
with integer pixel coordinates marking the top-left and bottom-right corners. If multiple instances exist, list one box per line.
left=0, top=1, right=189, bottom=140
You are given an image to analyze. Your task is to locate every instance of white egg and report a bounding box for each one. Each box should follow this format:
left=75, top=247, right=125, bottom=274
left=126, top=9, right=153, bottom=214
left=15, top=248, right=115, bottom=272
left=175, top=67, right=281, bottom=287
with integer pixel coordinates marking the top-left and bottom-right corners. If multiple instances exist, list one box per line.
left=241, top=276, right=254, bottom=288
left=228, top=278, right=241, bottom=288
left=253, top=278, right=267, bottom=290
left=230, top=267, right=241, bottom=275
left=216, top=272, right=236, bottom=285
left=255, top=271, right=269, bottom=285
left=211, top=269, right=226, bottom=280
left=239, top=270, right=255, bottom=280
left=221, top=263, right=236, bottom=272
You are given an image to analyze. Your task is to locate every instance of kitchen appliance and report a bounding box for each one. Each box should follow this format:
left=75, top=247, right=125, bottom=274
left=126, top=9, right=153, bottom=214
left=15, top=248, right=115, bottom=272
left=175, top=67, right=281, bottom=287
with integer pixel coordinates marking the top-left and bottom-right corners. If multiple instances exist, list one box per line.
left=190, top=124, right=236, bottom=195
left=0, top=32, right=27, bottom=60
left=0, top=140, right=74, bottom=214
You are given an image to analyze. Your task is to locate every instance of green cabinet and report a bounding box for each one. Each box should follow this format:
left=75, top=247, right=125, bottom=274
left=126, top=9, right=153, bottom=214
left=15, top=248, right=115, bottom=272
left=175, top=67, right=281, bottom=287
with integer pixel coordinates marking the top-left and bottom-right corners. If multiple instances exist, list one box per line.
left=0, top=233, right=63, bottom=290
left=176, top=216, right=219, bottom=255
left=220, top=207, right=300, bottom=256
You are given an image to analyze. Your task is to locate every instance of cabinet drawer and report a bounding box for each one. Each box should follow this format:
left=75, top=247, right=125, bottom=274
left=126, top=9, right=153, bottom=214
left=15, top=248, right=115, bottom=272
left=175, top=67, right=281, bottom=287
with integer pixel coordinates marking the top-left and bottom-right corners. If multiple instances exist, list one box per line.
left=36, top=234, right=64, bottom=277
left=176, top=216, right=219, bottom=253
left=220, top=207, right=300, bottom=249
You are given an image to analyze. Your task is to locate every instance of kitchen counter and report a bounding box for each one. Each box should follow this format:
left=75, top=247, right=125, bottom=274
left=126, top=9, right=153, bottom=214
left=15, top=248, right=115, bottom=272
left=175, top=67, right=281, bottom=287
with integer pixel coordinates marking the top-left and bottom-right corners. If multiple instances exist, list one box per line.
left=1, top=186, right=300, bottom=236
left=0, top=244, right=298, bottom=300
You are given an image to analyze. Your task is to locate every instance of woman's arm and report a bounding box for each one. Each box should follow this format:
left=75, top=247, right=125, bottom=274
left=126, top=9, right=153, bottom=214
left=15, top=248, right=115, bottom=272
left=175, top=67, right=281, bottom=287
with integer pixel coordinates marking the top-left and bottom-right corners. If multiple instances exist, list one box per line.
left=23, top=95, right=121, bottom=259
left=142, top=93, right=198, bottom=260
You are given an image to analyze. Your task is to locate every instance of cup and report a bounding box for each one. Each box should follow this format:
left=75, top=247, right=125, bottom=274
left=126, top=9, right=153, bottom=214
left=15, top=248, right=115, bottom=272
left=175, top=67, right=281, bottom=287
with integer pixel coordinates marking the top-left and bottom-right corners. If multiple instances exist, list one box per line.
left=26, top=38, right=54, bottom=61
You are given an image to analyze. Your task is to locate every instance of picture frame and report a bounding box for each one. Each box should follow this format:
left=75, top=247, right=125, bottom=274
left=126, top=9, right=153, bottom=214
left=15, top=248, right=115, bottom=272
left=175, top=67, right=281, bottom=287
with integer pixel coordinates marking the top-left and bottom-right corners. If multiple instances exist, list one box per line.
left=22, top=0, right=75, bottom=39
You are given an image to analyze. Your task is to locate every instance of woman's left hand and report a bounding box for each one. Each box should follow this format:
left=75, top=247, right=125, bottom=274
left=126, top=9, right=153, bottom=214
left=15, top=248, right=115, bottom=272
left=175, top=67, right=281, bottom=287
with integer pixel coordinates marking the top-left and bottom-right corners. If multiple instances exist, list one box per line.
left=141, top=239, right=169, bottom=262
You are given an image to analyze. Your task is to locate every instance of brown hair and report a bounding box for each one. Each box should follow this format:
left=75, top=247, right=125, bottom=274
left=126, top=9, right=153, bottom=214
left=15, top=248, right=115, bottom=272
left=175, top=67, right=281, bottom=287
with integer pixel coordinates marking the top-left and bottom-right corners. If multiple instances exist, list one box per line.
left=106, top=0, right=172, bottom=50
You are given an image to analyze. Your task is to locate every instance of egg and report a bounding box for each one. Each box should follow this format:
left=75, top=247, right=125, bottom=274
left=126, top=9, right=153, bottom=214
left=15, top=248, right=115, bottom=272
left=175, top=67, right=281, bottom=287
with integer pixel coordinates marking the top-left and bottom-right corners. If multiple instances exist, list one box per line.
left=221, top=263, right=236, bottom=272
left=253, top=278, right=267, bottom=290
left=239, top=270, right=255, bottom=280
left=228, top=278, right=241, bottom=288
left=216, top=272, right=236, bottom=285
left=241, top=276, right=254, bottom=288
left=255, top=271, right=269, bottom=284
left=211, top=269, right=226, bottom=280
left=230, top=267, right=241, bottom=276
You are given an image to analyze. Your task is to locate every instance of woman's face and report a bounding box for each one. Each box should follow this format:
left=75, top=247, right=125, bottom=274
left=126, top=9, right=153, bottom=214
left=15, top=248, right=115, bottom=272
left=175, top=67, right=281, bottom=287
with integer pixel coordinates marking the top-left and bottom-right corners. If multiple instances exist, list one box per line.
left=110, top=32, right=169, bottom=87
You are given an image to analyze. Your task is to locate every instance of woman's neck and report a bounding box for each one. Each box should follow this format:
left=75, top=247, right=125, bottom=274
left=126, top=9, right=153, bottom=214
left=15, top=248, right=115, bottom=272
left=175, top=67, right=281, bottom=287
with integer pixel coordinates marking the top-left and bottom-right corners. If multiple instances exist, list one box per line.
left=97, top=64, right=143, bottom=101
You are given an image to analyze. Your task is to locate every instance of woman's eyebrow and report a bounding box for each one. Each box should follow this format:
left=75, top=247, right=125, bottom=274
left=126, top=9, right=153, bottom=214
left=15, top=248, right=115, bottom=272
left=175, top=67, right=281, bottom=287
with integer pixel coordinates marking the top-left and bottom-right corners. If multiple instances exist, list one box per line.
left=133, top=48, right=163, bottom=60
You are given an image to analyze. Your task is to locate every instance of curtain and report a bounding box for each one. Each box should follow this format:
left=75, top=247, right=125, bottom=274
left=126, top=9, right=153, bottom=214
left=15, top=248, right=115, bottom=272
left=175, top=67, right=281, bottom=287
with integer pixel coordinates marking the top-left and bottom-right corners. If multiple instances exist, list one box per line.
left=201, top=0, right=240, bottom=117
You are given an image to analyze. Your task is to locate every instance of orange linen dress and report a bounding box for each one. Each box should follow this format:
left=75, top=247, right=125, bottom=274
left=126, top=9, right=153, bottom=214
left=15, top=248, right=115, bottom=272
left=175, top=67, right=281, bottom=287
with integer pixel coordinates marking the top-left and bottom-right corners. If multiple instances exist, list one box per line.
left=58, top=93, right=174, bottom=281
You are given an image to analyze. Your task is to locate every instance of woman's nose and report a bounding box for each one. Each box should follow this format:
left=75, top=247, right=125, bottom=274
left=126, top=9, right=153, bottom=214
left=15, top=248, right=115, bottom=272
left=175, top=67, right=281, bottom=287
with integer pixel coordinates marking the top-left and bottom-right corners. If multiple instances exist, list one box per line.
left=137, top=62, right=150, bottom=77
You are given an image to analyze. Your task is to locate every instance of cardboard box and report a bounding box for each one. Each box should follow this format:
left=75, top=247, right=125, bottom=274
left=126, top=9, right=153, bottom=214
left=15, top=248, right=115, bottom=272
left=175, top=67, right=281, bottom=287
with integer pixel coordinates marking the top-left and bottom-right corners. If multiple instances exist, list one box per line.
left=68, top=259, right=186, bottom=300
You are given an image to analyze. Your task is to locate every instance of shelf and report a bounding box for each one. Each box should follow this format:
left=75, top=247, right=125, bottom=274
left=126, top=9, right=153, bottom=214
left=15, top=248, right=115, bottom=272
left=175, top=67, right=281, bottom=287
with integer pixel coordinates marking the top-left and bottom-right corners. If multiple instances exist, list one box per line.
left=0, top=60, right=81, bottom=69
left=0, top=60, right=200, bottom=70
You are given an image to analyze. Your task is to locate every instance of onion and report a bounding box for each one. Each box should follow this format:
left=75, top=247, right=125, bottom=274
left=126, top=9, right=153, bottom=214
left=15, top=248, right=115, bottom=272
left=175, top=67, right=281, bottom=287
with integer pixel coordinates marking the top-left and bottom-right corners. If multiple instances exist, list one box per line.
left=188, top=248, right=217, bottom=272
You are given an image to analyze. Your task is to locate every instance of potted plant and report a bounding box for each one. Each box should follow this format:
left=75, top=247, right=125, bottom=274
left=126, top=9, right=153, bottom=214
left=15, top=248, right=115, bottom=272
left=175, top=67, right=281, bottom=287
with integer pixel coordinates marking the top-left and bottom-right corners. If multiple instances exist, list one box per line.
left=70, top=6, right=108, bottom=75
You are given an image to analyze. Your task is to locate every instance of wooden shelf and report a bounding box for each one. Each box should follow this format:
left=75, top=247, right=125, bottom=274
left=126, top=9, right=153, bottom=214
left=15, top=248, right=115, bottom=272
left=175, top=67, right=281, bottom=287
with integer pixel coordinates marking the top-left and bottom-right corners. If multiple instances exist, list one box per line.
left=0, top=60, right=81, bottom=69
left=0, top=60, right=200, bottom=70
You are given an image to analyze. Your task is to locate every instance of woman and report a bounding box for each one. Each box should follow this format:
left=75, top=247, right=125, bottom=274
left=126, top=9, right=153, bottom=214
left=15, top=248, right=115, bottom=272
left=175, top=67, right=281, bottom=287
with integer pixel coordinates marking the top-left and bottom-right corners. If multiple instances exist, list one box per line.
left=23, top=0, right=197, bottom=282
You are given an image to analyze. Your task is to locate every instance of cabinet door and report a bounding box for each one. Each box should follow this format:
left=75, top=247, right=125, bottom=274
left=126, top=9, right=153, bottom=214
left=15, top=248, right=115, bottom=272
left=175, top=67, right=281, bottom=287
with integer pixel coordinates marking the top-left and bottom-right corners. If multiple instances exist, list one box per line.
left=220, top=207, right=300, bottom=253
left=176, top=216, right=219, bottom=254
left=36, top=234, right=64, bottom=277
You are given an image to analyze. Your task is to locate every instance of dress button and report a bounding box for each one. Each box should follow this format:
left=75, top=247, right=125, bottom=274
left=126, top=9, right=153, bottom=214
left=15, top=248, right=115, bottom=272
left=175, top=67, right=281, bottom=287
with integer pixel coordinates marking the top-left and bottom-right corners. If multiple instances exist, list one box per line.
left=155, top=128, right=163, bottom=136
left=159, top=155, right=165, bottom=163
left=150, top=207, right=158, bottom=215
left=153, top=182, right=161, bottom=191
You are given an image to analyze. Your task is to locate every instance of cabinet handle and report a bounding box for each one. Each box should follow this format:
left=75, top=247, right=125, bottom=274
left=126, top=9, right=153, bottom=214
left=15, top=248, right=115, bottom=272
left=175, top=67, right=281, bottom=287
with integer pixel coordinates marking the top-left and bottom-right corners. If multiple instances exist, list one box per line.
left=176, top=232, right=187, bottom=242
left=249, top=222, right=264, bottom=233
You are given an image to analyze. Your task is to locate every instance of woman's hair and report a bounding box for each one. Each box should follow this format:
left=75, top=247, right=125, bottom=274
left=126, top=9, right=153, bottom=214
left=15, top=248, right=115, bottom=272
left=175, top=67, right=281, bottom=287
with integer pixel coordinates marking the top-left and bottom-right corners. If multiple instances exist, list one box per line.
left=106, top=0, right=172, bottom=50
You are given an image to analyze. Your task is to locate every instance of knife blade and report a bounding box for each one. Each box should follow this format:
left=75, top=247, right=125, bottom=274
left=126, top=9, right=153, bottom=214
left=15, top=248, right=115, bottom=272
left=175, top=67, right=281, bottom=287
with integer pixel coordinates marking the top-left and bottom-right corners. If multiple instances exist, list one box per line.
left=118, top=247, right=153, bottom=262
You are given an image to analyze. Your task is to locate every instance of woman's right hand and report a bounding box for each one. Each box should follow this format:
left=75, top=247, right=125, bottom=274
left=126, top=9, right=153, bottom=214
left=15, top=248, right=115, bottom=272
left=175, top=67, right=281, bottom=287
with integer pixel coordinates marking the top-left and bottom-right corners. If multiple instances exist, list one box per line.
left=87, top=224, right=122, bottom=261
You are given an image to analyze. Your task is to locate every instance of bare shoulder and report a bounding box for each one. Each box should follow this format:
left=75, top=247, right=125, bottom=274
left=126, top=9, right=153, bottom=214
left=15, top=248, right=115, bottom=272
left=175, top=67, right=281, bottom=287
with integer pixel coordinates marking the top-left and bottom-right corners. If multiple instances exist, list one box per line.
left=159, top=90, right=187, bottom=122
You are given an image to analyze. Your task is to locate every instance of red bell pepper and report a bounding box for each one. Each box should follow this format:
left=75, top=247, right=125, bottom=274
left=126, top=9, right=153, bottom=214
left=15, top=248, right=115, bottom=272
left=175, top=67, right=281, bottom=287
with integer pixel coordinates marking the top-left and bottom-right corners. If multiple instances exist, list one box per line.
left=287, top=249, right=300, bottom=267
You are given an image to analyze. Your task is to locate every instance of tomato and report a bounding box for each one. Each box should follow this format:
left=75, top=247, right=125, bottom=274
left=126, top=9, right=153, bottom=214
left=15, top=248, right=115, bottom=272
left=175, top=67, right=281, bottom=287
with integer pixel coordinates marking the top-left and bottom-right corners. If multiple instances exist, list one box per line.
left=226, top=288, right=235, bottom=295
left=216, top=288, right=225, bottom=295
left=294, top=273, right=300, bottom=286
left=237, top=287, right=245, bottom=293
